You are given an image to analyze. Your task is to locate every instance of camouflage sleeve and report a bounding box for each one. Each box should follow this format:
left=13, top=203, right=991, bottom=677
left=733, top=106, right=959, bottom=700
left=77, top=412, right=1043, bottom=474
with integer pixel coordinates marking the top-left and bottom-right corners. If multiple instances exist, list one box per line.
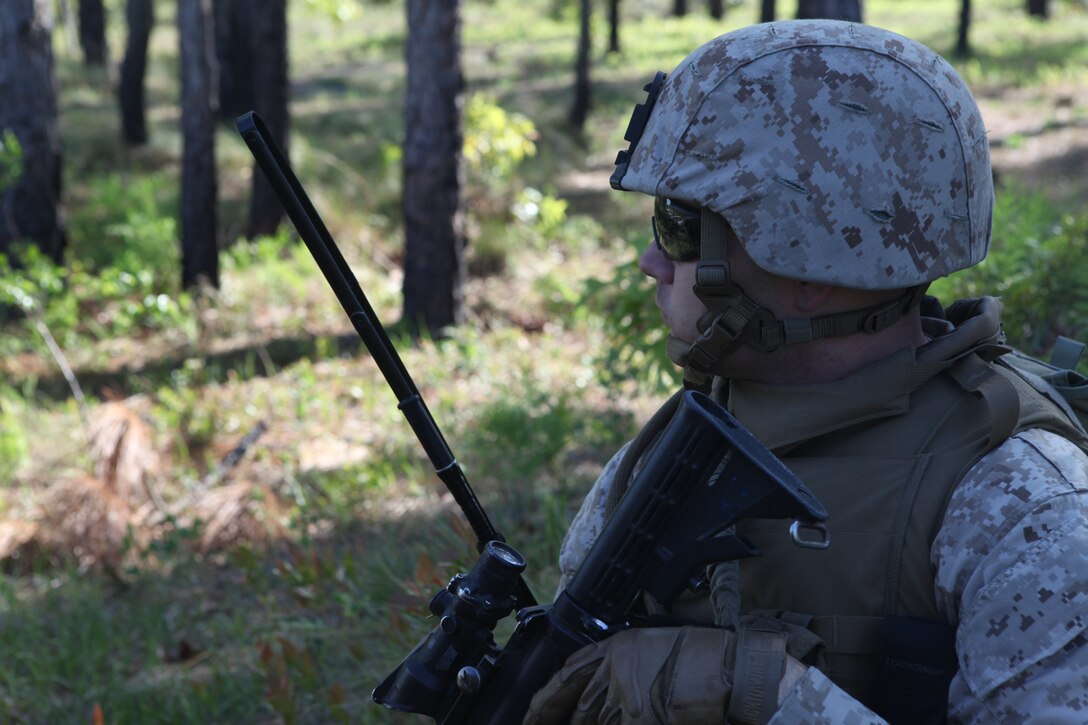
left=555, top=440, right=633, bottom=597
left=932, top=428, right=1088, bottom=722
left=770, top=667, right=884, bottom=725
left=770, top=428, right=1088, bottom=725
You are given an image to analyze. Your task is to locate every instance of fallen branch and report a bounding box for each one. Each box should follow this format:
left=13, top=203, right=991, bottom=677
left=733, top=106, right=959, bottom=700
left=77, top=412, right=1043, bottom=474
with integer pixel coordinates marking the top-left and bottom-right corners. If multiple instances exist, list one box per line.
left=34, top=315, right=89, bottom=427
left=200, top=420, right=269, bottom=490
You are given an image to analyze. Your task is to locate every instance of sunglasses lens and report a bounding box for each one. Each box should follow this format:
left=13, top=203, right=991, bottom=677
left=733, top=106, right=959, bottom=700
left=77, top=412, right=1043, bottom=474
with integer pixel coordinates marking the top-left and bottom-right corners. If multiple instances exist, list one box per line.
left=652, top=197, right=701, bottom=262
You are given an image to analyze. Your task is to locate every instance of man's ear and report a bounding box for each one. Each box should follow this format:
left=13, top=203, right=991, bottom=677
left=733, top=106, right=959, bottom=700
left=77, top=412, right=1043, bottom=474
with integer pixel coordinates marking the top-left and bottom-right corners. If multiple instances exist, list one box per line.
left=792, top=280, right=836, bottom=314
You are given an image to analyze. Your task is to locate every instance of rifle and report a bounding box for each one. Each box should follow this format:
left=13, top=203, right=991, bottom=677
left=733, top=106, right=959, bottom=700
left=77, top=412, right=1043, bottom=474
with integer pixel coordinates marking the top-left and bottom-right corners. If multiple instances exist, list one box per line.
left=235, top=112, right=830, bottom=723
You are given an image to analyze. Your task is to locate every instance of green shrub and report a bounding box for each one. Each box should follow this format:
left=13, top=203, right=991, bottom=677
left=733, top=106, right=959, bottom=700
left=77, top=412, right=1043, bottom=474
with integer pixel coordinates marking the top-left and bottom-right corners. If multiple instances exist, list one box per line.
left=932, top=191, right=1088, bottom=356
left=67, top=172, right=180, bottom=282
left=463, top=92, right=538, bottom=191
left=582, top=240, right=678, bottom=393
left=0, top=245, right=194, bottom=356
left=0, top=385, right=28, bottom=480
left=0, top=129, right=24, bottom=192
left=471, top=187, right=573, bottom=274
left=302, top=0, right=360, bottom=23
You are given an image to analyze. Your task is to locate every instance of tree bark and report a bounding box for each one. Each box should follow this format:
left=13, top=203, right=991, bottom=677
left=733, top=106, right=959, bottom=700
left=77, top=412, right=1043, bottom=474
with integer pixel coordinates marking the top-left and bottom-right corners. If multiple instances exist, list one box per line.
left=956, top=0, right=972, bottom=57
left=796, top=0, right=863, bottom=21
left=214, top=0, right=255, bottom=122
left=761, top=0, right=776, bottom=22
left=569, top=0, right=591, bottom=130
left=78, top=0, right=108, bottom=65
left=1026, top=0, right=1048, bottom=18
left=672, top=0, right=688, bottom=16
left=119, top=0, right=155, bottom=145
left=402, top=0, right=465, bottom=335
left=0, top=0, right=65, bottom=263
left=178, top=0, right=220, bottom=290
left=608, top=0, right=620, bottom=54
left=245, top=0, right=288, bottom=239
left=708, top=0, right=724, bottom=20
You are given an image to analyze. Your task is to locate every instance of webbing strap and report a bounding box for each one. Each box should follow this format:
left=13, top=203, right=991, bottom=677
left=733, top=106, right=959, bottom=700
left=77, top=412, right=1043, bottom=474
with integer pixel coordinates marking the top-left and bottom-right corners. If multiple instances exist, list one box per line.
left=727, top=627, right=788, bottom=725
left=701, top=206, right=729, bottom=262
left=604, top=390, right=683, bottom=519
left=683, top=209, right=929, bottom=380
left=685, top=283, right=928, bottom=378
left=810, top=615, right=883, bottom=655
left=1051, top=335, right=1087, bottom=372
left=948, top=355, right=1020, bottom=449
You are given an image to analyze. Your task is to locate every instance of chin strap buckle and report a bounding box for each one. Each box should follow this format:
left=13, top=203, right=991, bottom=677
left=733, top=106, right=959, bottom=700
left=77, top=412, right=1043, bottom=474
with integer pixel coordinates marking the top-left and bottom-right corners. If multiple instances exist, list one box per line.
left=860, top=284, right=930, bottom=334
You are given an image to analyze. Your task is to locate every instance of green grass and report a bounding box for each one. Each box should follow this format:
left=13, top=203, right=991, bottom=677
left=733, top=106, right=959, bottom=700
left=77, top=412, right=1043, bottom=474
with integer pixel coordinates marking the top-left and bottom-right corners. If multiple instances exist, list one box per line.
left=1, top=0, right=1087, bottom=720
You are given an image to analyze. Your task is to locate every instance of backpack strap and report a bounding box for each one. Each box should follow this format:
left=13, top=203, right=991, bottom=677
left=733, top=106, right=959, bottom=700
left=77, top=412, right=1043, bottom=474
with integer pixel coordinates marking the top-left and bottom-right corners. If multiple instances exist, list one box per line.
left=946, top=354, right=1021, bottom=453
left=604, top=389, right=683, bottom=518
left=996, top=337, right=1088, bottom=436
left=1050, top=335, right=1087, bottom=372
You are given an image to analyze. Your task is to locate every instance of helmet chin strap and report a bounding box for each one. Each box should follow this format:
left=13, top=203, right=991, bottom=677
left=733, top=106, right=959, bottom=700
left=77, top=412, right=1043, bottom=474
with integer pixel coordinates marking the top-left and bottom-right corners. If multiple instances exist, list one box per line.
left=671, top=209, right=928, bottom=388
left=665, top=333, right=714, bottom=391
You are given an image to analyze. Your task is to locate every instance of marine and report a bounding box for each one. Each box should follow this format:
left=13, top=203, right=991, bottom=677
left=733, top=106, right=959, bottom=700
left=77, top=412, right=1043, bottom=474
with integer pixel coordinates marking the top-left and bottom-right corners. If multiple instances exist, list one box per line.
left=525, top=20, right=1088, bottom=724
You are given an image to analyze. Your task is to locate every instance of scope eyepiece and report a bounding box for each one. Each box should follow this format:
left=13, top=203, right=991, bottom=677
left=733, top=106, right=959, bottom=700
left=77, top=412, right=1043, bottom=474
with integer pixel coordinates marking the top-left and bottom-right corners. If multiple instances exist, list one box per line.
left=373, top=541, right=528, bottom=716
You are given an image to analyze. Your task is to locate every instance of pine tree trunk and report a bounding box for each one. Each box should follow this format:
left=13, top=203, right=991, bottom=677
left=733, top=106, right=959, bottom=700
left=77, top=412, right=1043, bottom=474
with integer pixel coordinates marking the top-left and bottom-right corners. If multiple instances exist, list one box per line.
left=178, top=0, right=220, bottom=289
left=78, top=0, right=108, bottom=65
left=402, top=0, right=465, bottom=336
left=796, top=0, right=863, bottom=21
left=245, top=0, right=288, bottom=239
left=608, top=0, right=620, bottom=54
left=569, top=0, right=591, bottom=130
left=214, top=0, right=255, bottom=122
left=761, top=0, right=776, bottom=22
left=119, top=0, right=155, bottom=145
left=956, top=0, right=972, bottom=57
left=0, top=0, right=66, bottom=263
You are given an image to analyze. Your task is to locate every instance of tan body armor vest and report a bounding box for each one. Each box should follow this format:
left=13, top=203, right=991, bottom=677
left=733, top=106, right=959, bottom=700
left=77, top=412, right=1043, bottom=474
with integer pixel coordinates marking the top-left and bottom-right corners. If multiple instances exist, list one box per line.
left=606, top=300, right=1088, bottom=719
left=731, top=348, right=1088, bottom=711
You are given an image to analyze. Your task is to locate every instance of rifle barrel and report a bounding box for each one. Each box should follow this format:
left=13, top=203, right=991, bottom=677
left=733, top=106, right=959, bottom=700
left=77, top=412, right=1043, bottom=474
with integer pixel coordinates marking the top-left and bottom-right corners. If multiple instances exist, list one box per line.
left=236, top=111, right=535, bottom=607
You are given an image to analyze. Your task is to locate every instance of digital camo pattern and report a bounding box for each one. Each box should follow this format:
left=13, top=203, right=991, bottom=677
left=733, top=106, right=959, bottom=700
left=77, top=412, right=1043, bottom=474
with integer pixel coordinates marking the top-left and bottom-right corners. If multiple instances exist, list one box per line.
left=933, top=428, right=1088, bottom=723
left=558, top=428, right=1088, bottom=722
left=770, top=667, right=883, bottom=725
left=555, top=440, right=631, bottom=597
left=616, top=20, right=994, bottom=289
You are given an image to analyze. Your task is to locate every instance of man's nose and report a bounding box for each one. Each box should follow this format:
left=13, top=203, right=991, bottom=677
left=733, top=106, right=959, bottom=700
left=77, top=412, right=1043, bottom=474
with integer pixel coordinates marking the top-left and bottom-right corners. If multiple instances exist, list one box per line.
left=638, top=242, right=674, bottom=283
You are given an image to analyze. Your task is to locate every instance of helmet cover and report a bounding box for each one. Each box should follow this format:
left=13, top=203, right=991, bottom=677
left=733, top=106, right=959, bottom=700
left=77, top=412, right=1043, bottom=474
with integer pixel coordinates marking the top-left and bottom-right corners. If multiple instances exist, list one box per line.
left=616, top=20, right=994, bottom=289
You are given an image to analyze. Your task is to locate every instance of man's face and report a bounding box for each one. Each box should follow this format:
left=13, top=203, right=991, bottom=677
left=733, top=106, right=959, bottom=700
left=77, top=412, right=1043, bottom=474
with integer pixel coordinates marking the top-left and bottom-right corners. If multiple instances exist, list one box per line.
left=639, top=225, right=802, bottom=384
left=639, top=234, right=790, bottom=343
left=638, top=242, right=706, bottom=344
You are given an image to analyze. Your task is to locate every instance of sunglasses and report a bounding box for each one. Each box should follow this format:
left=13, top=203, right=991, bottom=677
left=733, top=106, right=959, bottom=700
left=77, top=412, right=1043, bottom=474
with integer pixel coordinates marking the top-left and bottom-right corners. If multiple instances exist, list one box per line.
left=652, top=196, right=701, bottom=262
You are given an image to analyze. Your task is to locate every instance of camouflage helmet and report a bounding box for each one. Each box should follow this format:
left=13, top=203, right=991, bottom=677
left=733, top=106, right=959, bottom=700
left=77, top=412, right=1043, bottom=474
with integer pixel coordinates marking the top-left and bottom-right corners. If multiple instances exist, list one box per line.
left=613, top=20, right=994, bottom=290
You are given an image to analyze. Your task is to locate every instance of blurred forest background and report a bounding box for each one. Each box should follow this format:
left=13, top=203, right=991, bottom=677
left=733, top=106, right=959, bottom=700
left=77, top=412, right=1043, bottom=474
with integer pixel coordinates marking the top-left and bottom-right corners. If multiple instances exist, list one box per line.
left=0, top=0, right=1086, bottom=721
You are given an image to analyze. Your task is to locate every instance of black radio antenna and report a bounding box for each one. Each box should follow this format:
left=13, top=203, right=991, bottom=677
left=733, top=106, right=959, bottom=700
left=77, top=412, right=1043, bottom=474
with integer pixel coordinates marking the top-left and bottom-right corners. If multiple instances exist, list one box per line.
left=236, top=111, right=535, bottom=607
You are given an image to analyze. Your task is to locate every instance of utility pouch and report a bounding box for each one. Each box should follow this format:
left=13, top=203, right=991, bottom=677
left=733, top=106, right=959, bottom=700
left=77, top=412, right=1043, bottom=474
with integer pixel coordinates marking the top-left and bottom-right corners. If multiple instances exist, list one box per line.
left=875, top=615, right=957, bottom=725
